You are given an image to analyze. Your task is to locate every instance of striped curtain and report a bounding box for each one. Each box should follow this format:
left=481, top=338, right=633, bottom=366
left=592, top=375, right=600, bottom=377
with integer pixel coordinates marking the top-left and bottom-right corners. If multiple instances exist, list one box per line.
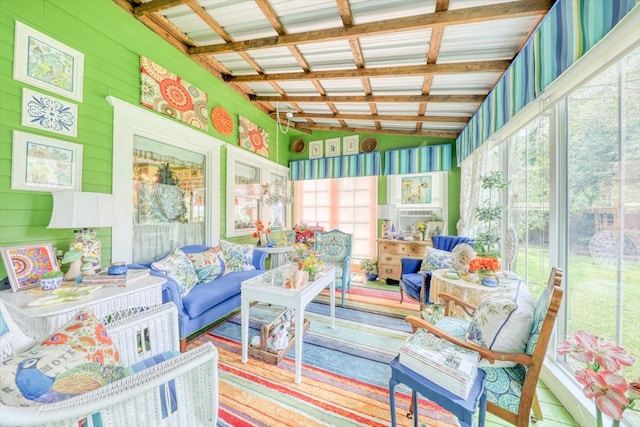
left=384, top=144, right=452, bottom=175
left=456, top=0, right=636, bottom=164
left=289, top=152, right=381, bottom=181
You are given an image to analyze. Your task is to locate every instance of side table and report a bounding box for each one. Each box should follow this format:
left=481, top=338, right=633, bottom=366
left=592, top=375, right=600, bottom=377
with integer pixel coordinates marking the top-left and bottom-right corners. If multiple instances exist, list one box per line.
left=0, top=274, right=165, bottom=340
left=389, top=355, right=486, bottom=427
left=258, top=246, right=294, bottom=269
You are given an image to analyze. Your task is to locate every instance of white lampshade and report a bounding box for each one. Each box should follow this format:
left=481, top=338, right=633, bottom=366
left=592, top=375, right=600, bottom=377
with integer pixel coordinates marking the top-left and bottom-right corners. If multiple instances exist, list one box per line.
left=48, top=191, right=117, bottom=229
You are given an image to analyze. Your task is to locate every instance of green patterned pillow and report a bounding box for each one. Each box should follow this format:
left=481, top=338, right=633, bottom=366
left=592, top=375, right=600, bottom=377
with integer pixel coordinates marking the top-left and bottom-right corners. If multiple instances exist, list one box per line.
left=0, top=309, right=125, bottom=407
left=220, top=240, right=256, bottom=272
left=419, top=247, right=452, bottom=273
left=152, top=248, right=199, bottom=296
left=188, top=247, right=226, bottom=283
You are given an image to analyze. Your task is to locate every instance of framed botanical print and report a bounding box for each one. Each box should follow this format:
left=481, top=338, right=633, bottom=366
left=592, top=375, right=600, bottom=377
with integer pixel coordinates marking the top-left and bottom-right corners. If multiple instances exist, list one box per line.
left=1, top=243, right=59, bottom=292
left=13, top=21, right=84, bottom=102
left=309, top=140, right=323, bottom=159
left=343, top=135, right=359, bottom=155
left=325, top=138, right=340, bottom=157
left=11, top=130, right=83, bottom=192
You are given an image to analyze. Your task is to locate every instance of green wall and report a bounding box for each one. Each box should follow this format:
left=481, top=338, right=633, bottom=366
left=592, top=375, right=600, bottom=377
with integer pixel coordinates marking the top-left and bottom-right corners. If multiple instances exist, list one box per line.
left=0, top=0, right=460, bottom=280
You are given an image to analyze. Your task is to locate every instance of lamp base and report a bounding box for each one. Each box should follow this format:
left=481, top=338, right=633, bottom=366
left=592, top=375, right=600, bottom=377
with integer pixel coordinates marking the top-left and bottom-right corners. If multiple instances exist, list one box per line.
left=70, top=228, right=101, bottom=272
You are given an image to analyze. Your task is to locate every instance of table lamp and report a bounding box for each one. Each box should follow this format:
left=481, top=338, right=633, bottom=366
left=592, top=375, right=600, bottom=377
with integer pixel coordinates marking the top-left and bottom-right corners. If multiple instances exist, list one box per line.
left=47, top=191, right=117, bottom=275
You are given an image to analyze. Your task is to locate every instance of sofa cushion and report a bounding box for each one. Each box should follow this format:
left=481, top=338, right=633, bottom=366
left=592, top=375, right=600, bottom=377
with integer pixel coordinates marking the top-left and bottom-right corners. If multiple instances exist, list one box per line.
left=182, top=270, right=264, bottom=318
left=0, top=309, right=125, bottom=407
left=465, top=281, right=535, bottom=367
left=152, top=248, right=199, bottom=297
left=419, top=247, right=452, bottom=273
left=188, top=247, right=225, bottom=283
left=220, top=240, right=256, bottom=273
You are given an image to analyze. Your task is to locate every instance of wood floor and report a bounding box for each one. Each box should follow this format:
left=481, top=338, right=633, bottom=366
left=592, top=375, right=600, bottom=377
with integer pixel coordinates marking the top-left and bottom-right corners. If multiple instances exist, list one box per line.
left=358, top=277, right=579, bottom=426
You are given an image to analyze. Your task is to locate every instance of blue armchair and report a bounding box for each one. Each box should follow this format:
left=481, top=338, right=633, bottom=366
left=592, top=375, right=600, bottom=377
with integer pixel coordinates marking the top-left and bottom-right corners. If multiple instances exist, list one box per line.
left=399, top=236, right=474, bottom=309
left=314, top=229, right=352, bottom=306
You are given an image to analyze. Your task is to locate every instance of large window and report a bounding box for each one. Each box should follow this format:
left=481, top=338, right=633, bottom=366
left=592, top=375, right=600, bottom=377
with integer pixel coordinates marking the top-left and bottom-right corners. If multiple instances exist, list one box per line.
left=564, top=47, right=639, bottom=381
left=293, top=176, right=377, bottom=262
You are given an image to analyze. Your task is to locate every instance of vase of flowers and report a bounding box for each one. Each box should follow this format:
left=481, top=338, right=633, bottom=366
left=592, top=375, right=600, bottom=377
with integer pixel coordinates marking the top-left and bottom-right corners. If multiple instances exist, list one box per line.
left=468, top=256, right=501, bottom=286
left=416, top=221, right=427, bottom=241
left=558, top=330, right=638, bottom=426
left=302, top=251, right=323, bottom=281
left=252, top=220, right=271, bottom=246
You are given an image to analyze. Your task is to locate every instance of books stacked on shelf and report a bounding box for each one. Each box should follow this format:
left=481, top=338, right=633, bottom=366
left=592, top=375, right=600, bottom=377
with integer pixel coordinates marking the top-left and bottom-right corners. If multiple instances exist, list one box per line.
left=81, top=268, right=150, bottom=287
left=398, top=328, right=480, bottom=399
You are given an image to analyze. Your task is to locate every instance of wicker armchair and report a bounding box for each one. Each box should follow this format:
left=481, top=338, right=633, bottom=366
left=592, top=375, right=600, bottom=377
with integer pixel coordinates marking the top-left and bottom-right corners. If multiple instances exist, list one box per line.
left=0, top=302, right=218, bottom=427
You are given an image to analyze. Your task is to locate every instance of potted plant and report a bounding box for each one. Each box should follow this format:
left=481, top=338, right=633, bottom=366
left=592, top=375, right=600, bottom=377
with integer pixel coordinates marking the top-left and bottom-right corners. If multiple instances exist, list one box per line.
left=39, top=270, right=63, bottom=291
left=359, top=258, right=379, bottom=281
left=474, top=171, right=508, bottom=258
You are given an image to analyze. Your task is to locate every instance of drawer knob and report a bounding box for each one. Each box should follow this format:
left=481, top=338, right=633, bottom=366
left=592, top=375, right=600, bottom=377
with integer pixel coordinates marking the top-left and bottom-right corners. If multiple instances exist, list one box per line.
left=385, top=256, right=392, bottom=261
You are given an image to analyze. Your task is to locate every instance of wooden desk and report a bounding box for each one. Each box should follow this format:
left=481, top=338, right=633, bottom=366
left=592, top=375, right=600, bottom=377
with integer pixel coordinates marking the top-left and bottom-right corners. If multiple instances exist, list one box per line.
left=377, top=239, right=432, bottom=282
left=430, top=269, right=506, bottom=318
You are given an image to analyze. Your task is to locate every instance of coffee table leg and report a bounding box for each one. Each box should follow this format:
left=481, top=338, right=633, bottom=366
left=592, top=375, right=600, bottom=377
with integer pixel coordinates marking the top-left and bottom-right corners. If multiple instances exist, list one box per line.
left=330, top=277, right=335, bottom=329
left=241, top=295, right=249, bottom=363
left=294, top=304, right=303, bottom=383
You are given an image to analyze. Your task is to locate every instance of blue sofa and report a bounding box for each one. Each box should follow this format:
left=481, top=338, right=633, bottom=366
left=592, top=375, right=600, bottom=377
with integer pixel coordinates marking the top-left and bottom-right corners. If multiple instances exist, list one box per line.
left=131, top=245, right=267, bottom=351
left=400, top=236, right=474, bottom=309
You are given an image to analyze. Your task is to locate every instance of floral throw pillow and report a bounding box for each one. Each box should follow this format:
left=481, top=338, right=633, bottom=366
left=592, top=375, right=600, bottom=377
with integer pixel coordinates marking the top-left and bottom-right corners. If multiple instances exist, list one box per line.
left=0, top=310, right=125, bottom=407
left=220, top=240, right=256, bottom=273
left=419, top=247, right=452, bottom=273
left=151, top=248, right=199, bottom=296
left=188, top=247, right=225, bottom=283
left=465, top=281, right=535, bottom=367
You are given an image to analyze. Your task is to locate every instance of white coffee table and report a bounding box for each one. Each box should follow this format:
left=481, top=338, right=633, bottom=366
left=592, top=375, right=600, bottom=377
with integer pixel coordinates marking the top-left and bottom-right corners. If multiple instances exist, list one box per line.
left=241, top=264, right=336, bottom=384
left=0, top=274, right=165, bottom=340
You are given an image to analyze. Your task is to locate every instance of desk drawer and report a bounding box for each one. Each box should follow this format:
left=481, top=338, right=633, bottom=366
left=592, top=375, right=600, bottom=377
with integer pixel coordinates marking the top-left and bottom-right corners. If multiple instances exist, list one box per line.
left=379, top=263, right=402, bottom=280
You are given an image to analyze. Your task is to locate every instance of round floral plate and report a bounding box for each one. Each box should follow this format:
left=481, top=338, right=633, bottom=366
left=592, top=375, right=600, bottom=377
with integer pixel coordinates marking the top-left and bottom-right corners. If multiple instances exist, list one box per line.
left=450, top=243, right=476, bottom=272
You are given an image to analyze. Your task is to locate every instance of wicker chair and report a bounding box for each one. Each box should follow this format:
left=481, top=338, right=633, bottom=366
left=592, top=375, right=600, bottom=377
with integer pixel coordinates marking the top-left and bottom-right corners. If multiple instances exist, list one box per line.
left=404, top=268, right=564, bottom=426
left=0, top=302, right=218, bottom=427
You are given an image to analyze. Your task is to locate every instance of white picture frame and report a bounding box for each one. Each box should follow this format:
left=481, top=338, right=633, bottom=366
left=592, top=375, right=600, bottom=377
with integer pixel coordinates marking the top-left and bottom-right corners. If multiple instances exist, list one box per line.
left=13, top=21, right=84, bottom=102
left=309, top=140, right=323, bottom=159
left=21, top=88, right=78, bottom=137
left=325, top=138, right=340, bottom=157
left=426, top=221, right=446, bottom=238
left=343, top=135, right=359, bottom=155
left=11, top=130, right=83, bottom=192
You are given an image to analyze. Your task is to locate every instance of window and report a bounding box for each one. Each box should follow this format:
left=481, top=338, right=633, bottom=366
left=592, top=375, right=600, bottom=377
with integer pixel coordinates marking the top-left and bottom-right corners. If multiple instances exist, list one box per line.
left=132, top=136, right=206, bottom=262
left=225, top=146, right=290, bottom=237
left=293, top=176, right=377, bottom=262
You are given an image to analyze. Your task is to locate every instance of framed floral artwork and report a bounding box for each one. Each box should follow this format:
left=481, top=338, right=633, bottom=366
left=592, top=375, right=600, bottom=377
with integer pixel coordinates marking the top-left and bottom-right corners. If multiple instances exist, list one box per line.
left=309, top=140, right=323, bottom=159
left=11, top=130, right=83, bottom=192
left=325, top=138, right=340, bottom=157
left=426, top=221, right=446, bottom=238
left=21, top=88, right=78, bottom=137
left=238, top=115, right=269, bottom=157
left=343, top=135, right=359, bottom=155
left=0, top=243, right=59, bottom=292
left=13, top=21, right=84, bottom=102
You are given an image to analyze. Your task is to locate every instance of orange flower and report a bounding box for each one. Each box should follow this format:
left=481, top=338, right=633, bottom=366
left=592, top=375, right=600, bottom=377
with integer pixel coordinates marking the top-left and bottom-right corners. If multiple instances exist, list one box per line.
left=42, top=333, right=68, bottom=346
left=468, top=256, right=500, bottom=273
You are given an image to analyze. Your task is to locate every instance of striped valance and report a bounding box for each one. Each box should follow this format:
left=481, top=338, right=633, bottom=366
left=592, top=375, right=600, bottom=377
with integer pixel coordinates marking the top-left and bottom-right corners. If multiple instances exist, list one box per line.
left=456, top=0, right=636, bottom=164
left=289, top=152, right=381, bottom=181
left=384, top=144, right=452, bottom=175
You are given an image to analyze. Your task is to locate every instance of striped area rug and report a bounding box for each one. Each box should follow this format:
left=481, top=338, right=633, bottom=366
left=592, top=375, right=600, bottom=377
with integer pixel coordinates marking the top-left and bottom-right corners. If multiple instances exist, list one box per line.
left=188, top=286, right=458, bottom=427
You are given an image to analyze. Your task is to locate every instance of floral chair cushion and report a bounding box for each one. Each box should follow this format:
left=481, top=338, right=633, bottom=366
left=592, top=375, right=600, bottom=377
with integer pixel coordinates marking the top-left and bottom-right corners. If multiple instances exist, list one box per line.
left=0, top=310, right=124, bottom=407
left=419, top=247, right=452, bottom=273
left=151, top=247, right=199, bottom=297
left=220, top=240, right=256, bottom=273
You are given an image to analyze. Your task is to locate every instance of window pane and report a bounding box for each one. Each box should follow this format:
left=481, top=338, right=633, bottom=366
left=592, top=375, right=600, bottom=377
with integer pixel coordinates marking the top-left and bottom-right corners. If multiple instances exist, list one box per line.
left=132, top=137, right=205, bottom=262
left=565, top=46, right=639, bottom=379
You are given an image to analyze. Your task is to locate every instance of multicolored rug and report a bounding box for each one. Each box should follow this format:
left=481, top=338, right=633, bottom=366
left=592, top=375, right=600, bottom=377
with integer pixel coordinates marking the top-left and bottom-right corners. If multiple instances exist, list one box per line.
left=188, top=287, right=458, bottom=427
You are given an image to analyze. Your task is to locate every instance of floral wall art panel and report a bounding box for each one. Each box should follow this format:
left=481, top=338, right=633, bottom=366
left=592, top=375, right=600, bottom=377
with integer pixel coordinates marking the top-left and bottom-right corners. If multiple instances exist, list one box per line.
left=238, top=115, right=269, bottom=157
left=21, top=88, right=77, bottom=137
left=140, top=56, right=208, bottom=130
left=13, top=21, right=84, bottom=102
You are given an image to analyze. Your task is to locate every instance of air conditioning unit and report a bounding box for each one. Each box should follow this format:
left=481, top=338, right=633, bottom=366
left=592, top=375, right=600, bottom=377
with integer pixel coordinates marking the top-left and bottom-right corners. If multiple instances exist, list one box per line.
left=396, top=208, right=441, bottom=233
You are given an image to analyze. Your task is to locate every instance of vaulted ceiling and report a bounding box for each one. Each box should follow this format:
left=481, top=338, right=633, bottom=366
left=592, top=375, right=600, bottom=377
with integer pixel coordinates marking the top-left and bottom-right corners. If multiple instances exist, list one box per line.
left=114, top=0, right=554, bottom=138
